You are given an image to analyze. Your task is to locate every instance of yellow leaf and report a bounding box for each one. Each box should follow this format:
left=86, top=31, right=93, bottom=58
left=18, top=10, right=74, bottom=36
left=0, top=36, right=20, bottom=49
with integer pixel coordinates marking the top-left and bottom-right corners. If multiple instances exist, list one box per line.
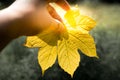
left=25, top=6, right=98, bottom=77
left=64, top=8, right=80, bottom=26
left=75, top=15, right=96, bottom=31
left=64, top=9, right=96, bottom=32
left=25, top=25, right=59, bottom=74
left=64, top=8, right=98, bottom=58
left=38, top=45, right=57, bottom=74
left=58, top=39, right=80, bottom=77
left=68, top=29, right=98, bottom=57
left=25, top=25, right=60, bottom=48
left=57, top=29, right=97, bottom=76
left=25, top=36, right=46, bottom=48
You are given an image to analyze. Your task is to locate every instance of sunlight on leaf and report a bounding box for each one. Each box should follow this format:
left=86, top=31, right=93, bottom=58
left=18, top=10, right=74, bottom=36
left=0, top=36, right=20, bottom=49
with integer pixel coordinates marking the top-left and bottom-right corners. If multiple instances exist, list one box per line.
left=25, top=6, right=98, bottom=77
left=58, top=38, right=80, bottom=77
left=38, top=45, right=57, bottom=74
left=68, top=29, right=98, bottom=57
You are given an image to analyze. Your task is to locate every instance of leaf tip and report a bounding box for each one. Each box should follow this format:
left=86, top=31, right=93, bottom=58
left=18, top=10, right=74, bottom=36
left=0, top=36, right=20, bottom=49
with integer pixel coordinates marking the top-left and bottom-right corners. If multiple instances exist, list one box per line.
left=41, top=70, right=45, bottom=76
left=95, top=55, right=99, bottom=59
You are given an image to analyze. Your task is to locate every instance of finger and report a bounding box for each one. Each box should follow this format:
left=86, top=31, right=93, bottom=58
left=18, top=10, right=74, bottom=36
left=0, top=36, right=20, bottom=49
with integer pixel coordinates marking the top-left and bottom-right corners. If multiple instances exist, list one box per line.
left=33, top=7, right=65, bottom=34
left=47, top=4, right=63, bottom=22
left=49, top=19, right=66, bottom=34
left=45, top=8, right=66, bottom=34
left=55, top=0, right=70, bottom=11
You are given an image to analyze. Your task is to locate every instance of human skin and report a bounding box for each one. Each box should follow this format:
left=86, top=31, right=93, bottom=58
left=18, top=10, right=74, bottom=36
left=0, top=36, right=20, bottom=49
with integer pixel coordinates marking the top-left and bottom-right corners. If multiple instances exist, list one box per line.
left=0, top=0, right=70, bottom=51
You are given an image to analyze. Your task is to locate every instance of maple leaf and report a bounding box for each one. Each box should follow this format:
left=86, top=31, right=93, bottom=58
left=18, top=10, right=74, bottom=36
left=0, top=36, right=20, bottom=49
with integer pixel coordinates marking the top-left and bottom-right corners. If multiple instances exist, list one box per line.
left=25, top=6, right=98, bottom=76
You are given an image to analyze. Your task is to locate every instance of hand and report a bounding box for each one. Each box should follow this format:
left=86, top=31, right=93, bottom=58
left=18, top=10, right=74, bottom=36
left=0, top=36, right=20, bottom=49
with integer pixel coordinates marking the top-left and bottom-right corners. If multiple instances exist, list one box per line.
left=4, top=0, right=70, bottom=37
left=0, top=0, right=70, bottom=50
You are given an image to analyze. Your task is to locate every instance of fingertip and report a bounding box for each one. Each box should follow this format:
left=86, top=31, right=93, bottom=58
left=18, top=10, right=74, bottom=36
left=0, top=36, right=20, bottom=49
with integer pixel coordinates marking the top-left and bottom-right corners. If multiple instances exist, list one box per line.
left=55, top=0, right=70, bottom=11
left=55, top=20, right=66, bottom=33
left=50, top=19, right=65, bottom=34
left=47, top=4, right=63, bottom=22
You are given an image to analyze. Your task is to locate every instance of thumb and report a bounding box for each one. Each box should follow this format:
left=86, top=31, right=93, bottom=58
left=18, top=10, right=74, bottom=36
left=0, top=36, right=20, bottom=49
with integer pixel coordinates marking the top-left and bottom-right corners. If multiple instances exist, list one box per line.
left=46, top=5, right=66, bottom=34
left=48, top=18, right=65, bottom=34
